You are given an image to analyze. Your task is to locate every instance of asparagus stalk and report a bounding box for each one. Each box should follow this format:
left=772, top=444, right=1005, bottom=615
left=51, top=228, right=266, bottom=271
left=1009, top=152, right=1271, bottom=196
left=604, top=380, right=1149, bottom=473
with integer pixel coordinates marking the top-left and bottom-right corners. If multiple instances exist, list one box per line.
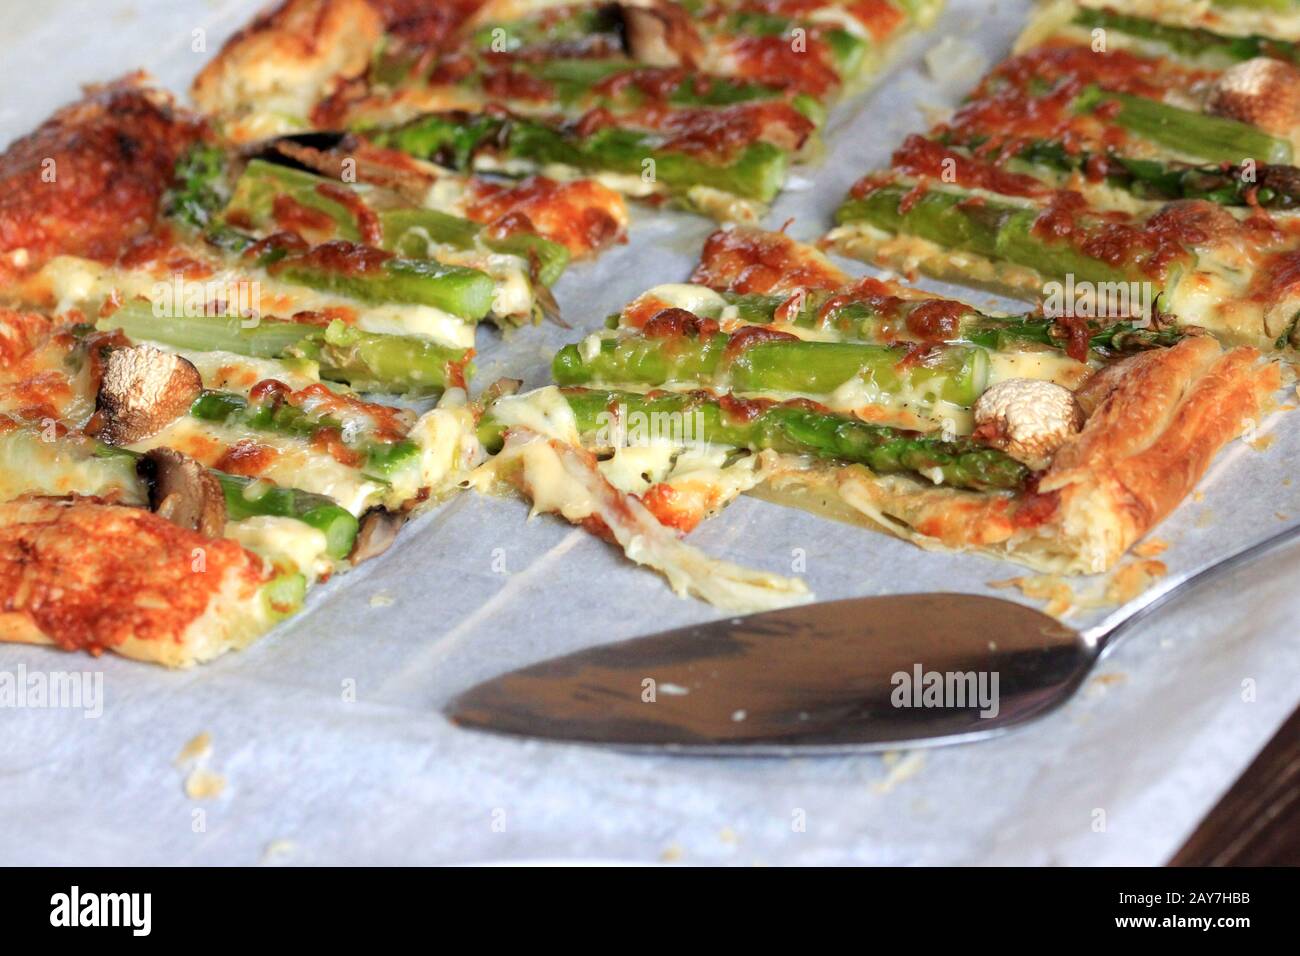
left=190, top=390, right=420, bottom=481
left=379, top=208, right=569, bottom=286
left=374, top=112, right=790, bottom=203
left=208, top=225, right=495, bottom=321
left=79, top=438, right=359, bottom=560
left=98, top=302, right=471, bottom=396
left=835, top=183, right=1157, bottom=285
left=1013, top=140, right=1300, bottom=209
left=503, top=57, right=813, bottom=115
left=635, top=288, right=1183, bottom=355
left=216, top=472, right=359, bottom=560
left=479, top=388, right=1029, bottom=491
left=553, top=332, right=989, bottom=406
left=170, top=150, right=498, bottom=318
left=1072, top=85, right=1294, bottom=165
left=1073, top=7, right=1300, bottom=65
left=267, top=248, right=495, bottom=318
left=227, top=160, right=570, bottom=286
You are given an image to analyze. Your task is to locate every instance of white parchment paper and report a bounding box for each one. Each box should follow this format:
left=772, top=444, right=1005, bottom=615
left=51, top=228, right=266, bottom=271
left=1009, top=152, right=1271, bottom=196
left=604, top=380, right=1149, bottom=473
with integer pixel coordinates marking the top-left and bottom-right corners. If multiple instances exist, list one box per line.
left=1, top=0, right=1297, bottom=866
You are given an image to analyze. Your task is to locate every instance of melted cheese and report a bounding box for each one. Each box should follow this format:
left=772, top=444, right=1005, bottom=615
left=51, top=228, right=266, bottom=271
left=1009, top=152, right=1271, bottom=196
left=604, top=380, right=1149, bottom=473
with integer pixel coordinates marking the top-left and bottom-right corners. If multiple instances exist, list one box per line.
left=135, top=418, right=386, bottom=515
left=638, top=284, right=729, bottom=315
left=407, top=403, right=484, bottom=500
left=0, top=430, right=145, bottom=504
left=227, top=516, right=331, bottom=578
left=168, top=347, right=320, bottom=395
left=988, top=350, right=1092, bottom=390
left=485, top=386, right=582, bottom=445
left=492, top=429, right=811, bottom=612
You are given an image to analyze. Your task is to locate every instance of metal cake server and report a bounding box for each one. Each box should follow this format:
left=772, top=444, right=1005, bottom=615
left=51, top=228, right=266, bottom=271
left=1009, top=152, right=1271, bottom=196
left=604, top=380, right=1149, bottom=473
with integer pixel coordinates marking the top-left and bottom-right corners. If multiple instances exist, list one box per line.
left=446, top=522, right=1300, bottom=754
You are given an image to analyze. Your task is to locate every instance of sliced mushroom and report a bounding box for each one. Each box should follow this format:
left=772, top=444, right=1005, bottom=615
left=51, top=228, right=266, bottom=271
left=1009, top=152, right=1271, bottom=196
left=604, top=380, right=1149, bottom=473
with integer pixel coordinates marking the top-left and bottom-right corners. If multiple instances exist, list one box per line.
left=618, top=2, right=702, bottom=68
left=93, top=346, right=203, bottom=445
left=137, top=448, right=227, bottom=538
left=348, top=508, right=404, bottom=564
left=973, top=378, right=1085, bottom=470
left=1206, top=57, right=1300, bottom=138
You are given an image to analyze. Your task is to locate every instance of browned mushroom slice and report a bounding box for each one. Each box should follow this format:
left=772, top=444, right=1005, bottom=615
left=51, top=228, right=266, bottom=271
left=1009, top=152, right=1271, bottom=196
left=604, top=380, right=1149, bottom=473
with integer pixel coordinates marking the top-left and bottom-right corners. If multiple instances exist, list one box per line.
left=619, top=1, right=703, bottom=68
left=348, top=508, right=403, bottom=564
left=93, top=345, right=203, bottom=445
left=138, top=448, right=227, bottom=538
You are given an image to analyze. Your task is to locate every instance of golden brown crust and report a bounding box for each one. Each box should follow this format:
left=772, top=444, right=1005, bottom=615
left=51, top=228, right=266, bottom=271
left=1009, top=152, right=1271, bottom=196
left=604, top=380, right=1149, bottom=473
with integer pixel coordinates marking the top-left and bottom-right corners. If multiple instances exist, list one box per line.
left=191, top=0, right=384, bottom=142
left=1039, top=338, right=1281, bottom=569
left=0, top=76, right=203, bottom=280
left=760, top=338, right=1282, bottom=574
left=0, top=498, right=277, bottom=667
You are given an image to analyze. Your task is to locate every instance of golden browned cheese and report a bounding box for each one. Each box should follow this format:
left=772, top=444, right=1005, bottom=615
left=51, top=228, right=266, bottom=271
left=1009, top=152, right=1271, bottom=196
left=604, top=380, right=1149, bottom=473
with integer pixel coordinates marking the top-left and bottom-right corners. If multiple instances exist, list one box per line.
left=0, top=76, right=204, bottom=280
left=690, top=226, right=848, bottom=294
left=0, top=309, right=83, bottom=426
left=464, top=176, right=628, bottom=257
left=367, top=0, right=487, bottom=45
left=0, top=498, right=275, bottom=665
left=0, top=308, right=52, bottom=366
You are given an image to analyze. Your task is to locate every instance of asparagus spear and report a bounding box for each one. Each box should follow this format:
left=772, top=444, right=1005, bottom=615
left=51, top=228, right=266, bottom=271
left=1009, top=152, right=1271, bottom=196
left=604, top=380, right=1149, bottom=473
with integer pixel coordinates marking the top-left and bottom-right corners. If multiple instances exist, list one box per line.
left=266, top=246, right=495, bottom=319
left=478, top=388, right=1029, bottom=491
left=1012, top=140, right=1300, bottom=209
left=215, top=471, right=359, bottom=560
left=1072, top=85, right=1294, bottom=165
left=166, top=160, right=497, bottom=322
left=630, top=287, right=1183, bottom=355
left=98, top=302, right=472, bottom=396
left=481, top=56, right=816, bottom=116
left=835, top=182, right=1157, bottom=285
left=553, top=332, right=989, bottom=406
left=227, top=160, right=570, bottom=286
left=190, top=390, right=421, bottom=482
left=1073, top=7, right=1300, bottom=65
left=374, top=111, right=790, bottom=203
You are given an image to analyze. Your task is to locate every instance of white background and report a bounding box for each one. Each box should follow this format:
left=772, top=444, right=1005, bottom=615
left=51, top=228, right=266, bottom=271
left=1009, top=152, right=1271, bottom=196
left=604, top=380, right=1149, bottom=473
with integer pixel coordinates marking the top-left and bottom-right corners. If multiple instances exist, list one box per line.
left=0, top=0, right=1297, bottom=865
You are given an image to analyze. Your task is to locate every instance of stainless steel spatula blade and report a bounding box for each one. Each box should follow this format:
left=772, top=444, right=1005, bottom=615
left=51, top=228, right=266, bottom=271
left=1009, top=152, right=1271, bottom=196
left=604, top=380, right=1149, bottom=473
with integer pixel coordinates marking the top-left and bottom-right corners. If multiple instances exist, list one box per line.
left=446, top=593, right=1086, bottom=754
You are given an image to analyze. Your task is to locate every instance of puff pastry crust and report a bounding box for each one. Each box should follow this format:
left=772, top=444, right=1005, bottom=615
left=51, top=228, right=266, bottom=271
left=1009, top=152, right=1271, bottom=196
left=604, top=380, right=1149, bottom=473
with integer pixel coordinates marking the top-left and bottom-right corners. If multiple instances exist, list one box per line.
left=759, top=337, right=1280, bottom=574
left=0, top=498, right=284, bottom=667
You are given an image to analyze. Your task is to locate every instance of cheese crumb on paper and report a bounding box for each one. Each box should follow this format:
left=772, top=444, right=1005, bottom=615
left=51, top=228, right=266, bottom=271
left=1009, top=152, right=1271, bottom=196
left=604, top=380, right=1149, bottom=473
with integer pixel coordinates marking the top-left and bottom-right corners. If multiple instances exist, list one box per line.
left=175, top=731, right=225, bottom=800
left=1132, top=539, right=1169, bottom=558
left=988, top=574, right=1075, bottom=618
left=175, top=731, right=211, bottom=766
left=1104, top=560, right=1167, bottom=606
left=872, top=750, right=927, bottom=794
left=185, top=767, right=227, bottom=800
